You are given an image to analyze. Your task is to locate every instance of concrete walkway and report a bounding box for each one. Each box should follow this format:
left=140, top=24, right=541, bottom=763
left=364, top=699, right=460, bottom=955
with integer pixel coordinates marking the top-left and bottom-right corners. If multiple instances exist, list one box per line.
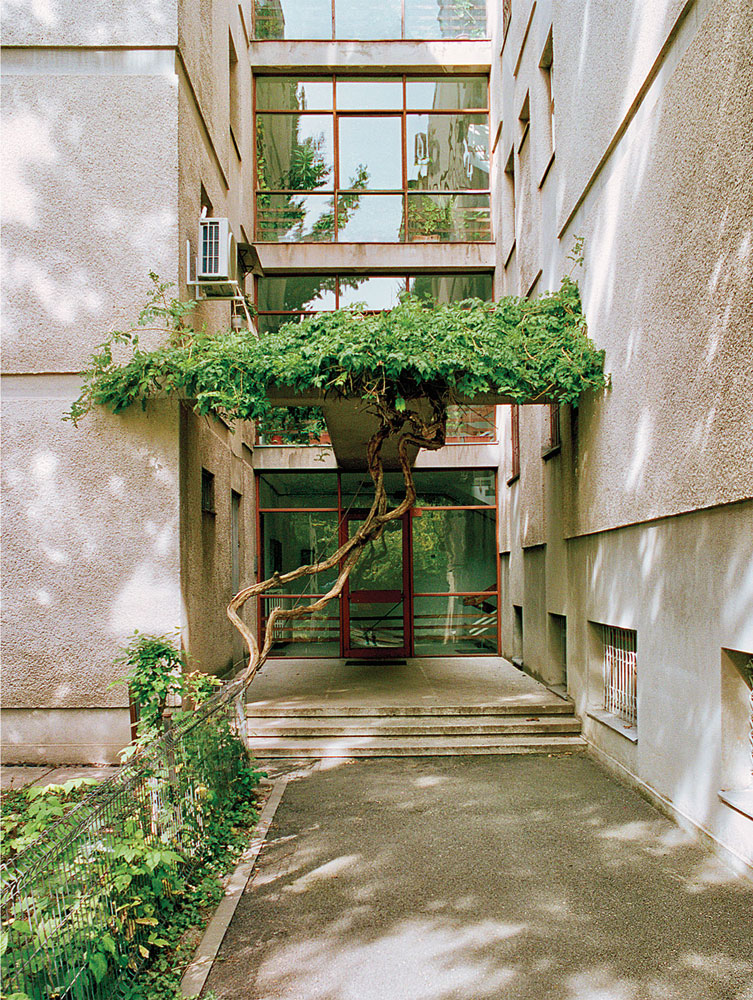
left=204, top=756, right=753, bottom=1000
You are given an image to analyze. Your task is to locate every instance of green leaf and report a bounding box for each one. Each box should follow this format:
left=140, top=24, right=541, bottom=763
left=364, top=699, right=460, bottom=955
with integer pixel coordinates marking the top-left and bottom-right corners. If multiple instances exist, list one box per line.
left=89, top=951, right=109, bottom=983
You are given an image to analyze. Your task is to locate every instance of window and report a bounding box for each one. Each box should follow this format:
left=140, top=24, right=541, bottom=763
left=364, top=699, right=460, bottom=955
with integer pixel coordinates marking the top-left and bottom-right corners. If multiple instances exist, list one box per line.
left=539, top=28, right=555, bottom=183
left=543, top=402, right=561, bottom=457
left=518, top=92, right=530, bottom=152
left=502, top=146, right=515, bottom=263
left=229, top=31, right=241, bottom=154
left=201, top=468, right=216, bottom=514
left=231, top=490, right=242, bottom=594
left=602, top=625, right=637, bottom=727
left=719, top=649, right=753, bottom=818
left=502, top=0, right=512, bottom=43
left=252, top=0, right=488, bottom=41
left=548, top=613, right=567, bottom=686
left=507, top=404, right=520, bottom=484
left=254, top=75, right=490, bottom=243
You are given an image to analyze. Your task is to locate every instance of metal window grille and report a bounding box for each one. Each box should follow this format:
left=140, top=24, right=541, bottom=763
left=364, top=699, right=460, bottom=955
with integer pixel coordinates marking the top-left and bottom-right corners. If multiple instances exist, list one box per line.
left=201, top=220, right=220, bottom=275
left=603, top=625, right=637, bottom=726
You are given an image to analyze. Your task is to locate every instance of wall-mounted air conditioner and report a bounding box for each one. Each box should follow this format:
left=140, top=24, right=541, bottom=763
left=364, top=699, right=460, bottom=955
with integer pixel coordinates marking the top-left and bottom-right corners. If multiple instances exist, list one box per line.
left=198, top=217, right=237, bottom=283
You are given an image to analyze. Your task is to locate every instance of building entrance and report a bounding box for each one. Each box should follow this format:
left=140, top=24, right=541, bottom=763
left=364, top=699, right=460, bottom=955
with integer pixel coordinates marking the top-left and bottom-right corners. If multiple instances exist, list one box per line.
left=342, top=510, right=411, bottom=658
left=257, top=469, right=499, bottom=658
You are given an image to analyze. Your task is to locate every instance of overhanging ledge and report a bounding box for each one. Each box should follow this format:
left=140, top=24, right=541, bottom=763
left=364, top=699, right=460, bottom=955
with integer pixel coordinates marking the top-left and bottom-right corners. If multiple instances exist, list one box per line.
left=254, top=242, right=496, bottom=274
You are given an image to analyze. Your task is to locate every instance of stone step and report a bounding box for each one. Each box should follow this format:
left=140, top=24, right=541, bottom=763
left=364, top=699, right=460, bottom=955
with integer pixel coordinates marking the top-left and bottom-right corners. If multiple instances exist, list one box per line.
left=244, top=734, right=587, bottom=758
left=246, top=716, right=581, bottom=737
left=245, top=700, right=574, bottom=718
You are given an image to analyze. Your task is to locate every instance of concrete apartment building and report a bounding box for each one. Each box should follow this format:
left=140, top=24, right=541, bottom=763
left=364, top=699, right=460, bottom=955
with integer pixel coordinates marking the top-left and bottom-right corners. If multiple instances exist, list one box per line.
left=1, top=0, right=751, bottom=873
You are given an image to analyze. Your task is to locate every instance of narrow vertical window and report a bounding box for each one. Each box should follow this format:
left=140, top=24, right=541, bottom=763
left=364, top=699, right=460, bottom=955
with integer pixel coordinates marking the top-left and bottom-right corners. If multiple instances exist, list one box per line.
left=544, top=402, right=561, bottom=456
left=229, top=31, right=241, bottom=154
left=539, top=28, right=555, bottom=182
left=231, top=490, right=242, bottom=595
left=518, top=92, right=530, bottom=151
left=502, top=0, right=512, bottom=43
left=503, top=146, right=516, bottom=264
left=201, top=468, right=216, bottom=514
left=508, top=404, right=520, bottom=484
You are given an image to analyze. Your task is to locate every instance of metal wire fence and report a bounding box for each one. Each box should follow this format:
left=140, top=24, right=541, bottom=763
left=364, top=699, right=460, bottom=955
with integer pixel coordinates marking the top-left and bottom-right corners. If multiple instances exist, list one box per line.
left=1, top=684, right=252, bottom=1000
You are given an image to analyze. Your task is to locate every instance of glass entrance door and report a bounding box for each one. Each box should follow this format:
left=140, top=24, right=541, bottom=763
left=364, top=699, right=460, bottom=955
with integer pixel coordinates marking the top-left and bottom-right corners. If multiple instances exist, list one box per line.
left=342, top=511, right=410, bottom=658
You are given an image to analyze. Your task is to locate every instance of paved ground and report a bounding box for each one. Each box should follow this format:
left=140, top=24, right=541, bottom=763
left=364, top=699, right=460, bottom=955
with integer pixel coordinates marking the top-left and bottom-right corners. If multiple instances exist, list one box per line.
left=247, top=655, right=567, bottom=711
left=0, top=765, right=120, bottom=790
left=204, top=755, right=753, bottom=1000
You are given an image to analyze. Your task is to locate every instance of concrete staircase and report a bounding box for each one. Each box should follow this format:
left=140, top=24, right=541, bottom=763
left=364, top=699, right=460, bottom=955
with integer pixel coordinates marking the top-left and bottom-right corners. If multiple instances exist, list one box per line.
left=245, top=699, right=585, bottom=758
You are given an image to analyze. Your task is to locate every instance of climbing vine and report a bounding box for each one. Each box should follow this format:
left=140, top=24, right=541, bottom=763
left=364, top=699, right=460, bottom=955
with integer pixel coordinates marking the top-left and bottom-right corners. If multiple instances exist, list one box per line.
left=67, top=270, right=606, bottom=692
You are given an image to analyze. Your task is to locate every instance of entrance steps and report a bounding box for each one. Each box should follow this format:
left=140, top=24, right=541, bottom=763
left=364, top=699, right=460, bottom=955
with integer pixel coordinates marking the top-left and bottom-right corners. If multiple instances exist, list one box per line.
left=245, top=701, right=585, bottom=758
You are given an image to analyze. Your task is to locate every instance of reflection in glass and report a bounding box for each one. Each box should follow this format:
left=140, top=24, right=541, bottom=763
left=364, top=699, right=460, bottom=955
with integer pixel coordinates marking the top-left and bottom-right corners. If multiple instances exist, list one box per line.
left=413, top=469, right=495, bottom=506
left=253, top=0, right=333, bottom=40
left=258, top=472, right=338, bottom=508
left=407, top=114, right=489, bottom=190
left=349, top=602, right=405, bottom=649
left=340, top=472, right=408, bottom=508
left=256, top=193, right=337, bottom=242
left=445, top=404, right=497, bottom=443
left=349, top=518, right=403, bottom=591
left=406, top=77, right=488, bottom=110
left=256, top=77, right=334, bottom=112
left=335, top=0, right=401, bottom=39
left=406, top=192, right=491, bottom=241
left=256, top=115, right=334, bottom=190
left=404, top=0, right=487, bottom=40
left=258, top=276, right=336, bottom=312
left=408, top=273, right=492, bottom=302
left=335, top=78, right=404, bottom=110
left=338, top=276, right=406, bottom=309
left=412, top=509, right=496, bottom=593
left=262, top=597, right=340, bottom=656
left=337, top=195, right=404, bottom=242
left=261, top=511, right=339, bottom=593
left=413, top=594, right=497, bottom=655
left=338, top=117, right=402, bottom=190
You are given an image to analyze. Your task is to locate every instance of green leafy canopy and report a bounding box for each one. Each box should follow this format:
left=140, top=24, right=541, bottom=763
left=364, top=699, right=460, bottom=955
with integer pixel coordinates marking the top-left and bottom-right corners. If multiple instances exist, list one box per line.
left=66, top=272, right=608, bottom=426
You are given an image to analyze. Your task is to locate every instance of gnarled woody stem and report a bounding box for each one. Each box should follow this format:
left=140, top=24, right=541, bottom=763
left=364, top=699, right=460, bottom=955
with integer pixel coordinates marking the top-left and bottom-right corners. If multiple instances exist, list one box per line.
left=225, top=396, right=447, bottom=700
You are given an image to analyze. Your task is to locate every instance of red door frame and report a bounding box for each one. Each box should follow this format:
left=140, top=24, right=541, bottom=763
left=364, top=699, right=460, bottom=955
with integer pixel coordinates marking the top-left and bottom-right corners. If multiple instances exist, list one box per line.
left=340, top=508, right=412, bottom=659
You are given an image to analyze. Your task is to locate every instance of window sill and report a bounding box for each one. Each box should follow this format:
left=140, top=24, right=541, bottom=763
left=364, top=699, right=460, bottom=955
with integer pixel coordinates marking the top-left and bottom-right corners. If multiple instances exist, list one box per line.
left=541, top=443, right=561, bottom=461
left=588, top=708, right=638, bottom=743
left=718, top=788, right=753, bottom=821
left=506, top=472, right=520, bottom=487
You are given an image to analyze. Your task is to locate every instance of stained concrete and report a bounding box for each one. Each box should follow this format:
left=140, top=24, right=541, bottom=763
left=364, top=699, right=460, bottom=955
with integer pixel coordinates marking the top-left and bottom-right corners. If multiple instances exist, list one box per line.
left=203, top=756, right=753, bottom=1000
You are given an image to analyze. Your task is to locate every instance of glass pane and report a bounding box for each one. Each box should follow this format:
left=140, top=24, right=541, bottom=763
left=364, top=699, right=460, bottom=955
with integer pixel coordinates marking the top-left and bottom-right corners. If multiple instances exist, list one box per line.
left=413, top=469, right=495, bottom=506
left=338, top=276, right=406, bottom=309
left=254, top=0, right=333, bottom=40
left=256, top=114, right=334, bottom=190
left=337, top=194, right=404, bottom=241
left=413, top=595, right=497, bottom=655
left=406, top=192, right=491, bottom=241
left=412, top=509, right=496, bottom=593
left=445, top=404, right=497, bottom=443
left=338, top=116, right=402, bottom=190
left=349, top=518, right=403, bottom=591
left=261, top=511, right=339, bottom=592
left=341, top=471, right=408, bottom=508
left=404, top=0, right=487, bottom=40
left=256, top=77, right=333, bottom=112
left=257, top=313, right=312, bottom=334
left=336, top=78, right=404, bottom=110
left=408, top=272, right=492, bottom=302
left=349, top=601, right=405, bottom=649
left=256, top=406, right=330, bottom=446
left=262, top=597, right=340, bottom=656
left=258, top=275, right=336, bottom=311
left=407, top=114, right=489, bottom=190
left=406, top=77, right=488, bottom=110
left=258, top=472, right=338, bottom=508
left=256, top=193, right=337, bottom=242
left=335, top=0, right=401, bottom=39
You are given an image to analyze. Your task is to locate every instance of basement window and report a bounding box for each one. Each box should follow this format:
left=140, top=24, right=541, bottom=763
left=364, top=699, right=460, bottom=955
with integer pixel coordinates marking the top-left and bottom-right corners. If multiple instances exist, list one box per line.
left=588, top=623, right=638, bottom=742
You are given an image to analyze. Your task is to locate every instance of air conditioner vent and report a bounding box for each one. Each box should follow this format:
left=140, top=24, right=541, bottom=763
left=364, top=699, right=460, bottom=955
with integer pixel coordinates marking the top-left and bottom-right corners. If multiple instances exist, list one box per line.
left=198, top=217, right=237, bottom=282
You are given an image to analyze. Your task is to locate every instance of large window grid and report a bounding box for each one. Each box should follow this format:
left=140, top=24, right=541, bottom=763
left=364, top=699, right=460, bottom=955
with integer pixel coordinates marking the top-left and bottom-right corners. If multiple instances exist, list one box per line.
left=254, top=75, right=491, bottom=243
left=252, top=0, right=488, bottom=41
left=256, top=470, right=500, bottom=657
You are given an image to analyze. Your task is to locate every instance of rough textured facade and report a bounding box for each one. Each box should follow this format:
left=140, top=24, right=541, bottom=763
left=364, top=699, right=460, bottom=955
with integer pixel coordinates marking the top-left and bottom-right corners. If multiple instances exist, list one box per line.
left=1, top=0, right=751, bottom=870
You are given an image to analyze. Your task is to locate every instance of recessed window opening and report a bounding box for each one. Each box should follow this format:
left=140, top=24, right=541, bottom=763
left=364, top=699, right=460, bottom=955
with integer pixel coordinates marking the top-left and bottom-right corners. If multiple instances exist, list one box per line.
left=201, top=468, right=216, bottom=514
left=254, top=74, right=491, bottom=243
left=548, top=612, right=567, bottom=686
left=507, top=404, right=520, bottom=483
left=518, top=92, right=530, bottom=152
left=229, top=31, right=241, bottom=153
left=720, top=648, right=753, bottom=794
left=503, top=146, right=515, bottom=260
left=512, top=604, right=523, bottom=662
left=602, top=625, right=637, bottom=726
left=539, top=28, right=554, bottom=166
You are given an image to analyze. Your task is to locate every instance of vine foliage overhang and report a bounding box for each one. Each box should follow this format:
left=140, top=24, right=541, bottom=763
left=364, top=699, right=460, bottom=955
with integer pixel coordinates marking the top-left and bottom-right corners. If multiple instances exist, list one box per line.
left=67, top=272, right=607, bottom=691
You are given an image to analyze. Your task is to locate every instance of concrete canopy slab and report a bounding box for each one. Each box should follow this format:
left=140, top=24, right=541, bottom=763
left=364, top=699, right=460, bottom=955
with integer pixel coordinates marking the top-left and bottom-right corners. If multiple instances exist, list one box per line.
left=253, top=242, right=496, bottom=273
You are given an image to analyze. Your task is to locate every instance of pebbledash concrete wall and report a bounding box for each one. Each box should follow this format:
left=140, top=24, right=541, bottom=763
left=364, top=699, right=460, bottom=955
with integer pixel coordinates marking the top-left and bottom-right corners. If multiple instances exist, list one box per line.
left=494, top=0, right=753, bottom=868
left=1, top=0, right=255, bottom=762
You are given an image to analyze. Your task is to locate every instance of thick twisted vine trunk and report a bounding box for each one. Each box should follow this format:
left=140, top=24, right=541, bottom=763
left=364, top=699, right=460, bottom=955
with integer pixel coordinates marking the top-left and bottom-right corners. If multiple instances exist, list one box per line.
left=226, top=391, right=448, bottom=697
